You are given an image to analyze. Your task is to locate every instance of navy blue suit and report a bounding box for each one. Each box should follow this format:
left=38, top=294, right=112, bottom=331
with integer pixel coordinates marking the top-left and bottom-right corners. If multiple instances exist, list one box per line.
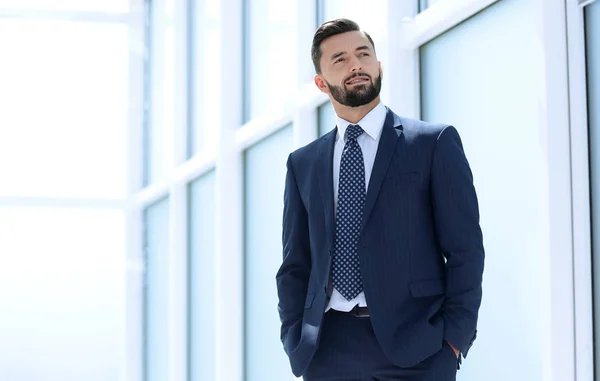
left=276, top=107, right=484, bottom=378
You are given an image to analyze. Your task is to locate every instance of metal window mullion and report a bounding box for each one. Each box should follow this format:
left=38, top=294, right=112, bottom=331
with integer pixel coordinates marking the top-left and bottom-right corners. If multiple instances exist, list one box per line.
left=186, top=0, right=197, bottom=159
left=214, top=122, right=244, bottom=381
left=536, top=0, right=576, bottom=379
left=385, top=0, right=419, bottom=118
left=167, top=0, right=191, bottom=380
left=296, top=0, right=316, bottom=88
left=172, top=0, right=189, bottom=168
left=125, top=203, right=144, bottom=381
left=125, top=1, right=147, bottom=380
left=214, top=0, right=244, bottom=381
left=148, top=0, right=166, bottom=185
left=293, top=0, right=318, bottom=151
left=567, top=1, right=594, bottom=380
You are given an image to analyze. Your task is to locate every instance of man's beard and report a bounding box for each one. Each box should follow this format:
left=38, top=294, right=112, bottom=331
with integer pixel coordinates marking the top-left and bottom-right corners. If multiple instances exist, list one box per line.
left=326, top=72, right=382, bottom=107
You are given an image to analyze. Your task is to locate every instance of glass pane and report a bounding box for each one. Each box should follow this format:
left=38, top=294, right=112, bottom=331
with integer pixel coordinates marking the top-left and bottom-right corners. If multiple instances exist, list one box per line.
left=244, top=0, right=298, bottom=122
left=244, top=125, right=294, bottom=380
left=316, top=0, right=388, bottom=43
left=0, top=0, right=128, bottom=12
left=420, top=0, right=543, bottom=379
left=145, top=0, right=175, bottom=185
left=585, top=1, right=600, bottom=378
left=188, top=171, right=216, bottom=381
left=0, top=206, right=125, bottom=381
left=144, top=198, right=170, bottom=381
left=0, top=19, right=128, bottom=199
left=318, top=101, right=335, bottom=137
left=188, top=0, right=221, bottom=157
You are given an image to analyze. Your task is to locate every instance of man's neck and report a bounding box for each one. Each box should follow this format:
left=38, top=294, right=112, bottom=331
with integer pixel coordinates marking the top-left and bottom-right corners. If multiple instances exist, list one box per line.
left=333, top=97, right=381, bottom=124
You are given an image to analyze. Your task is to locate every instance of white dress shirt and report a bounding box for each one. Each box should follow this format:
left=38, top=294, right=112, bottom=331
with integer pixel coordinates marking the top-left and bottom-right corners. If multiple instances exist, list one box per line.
left=326, top=101, right=386, bottom=312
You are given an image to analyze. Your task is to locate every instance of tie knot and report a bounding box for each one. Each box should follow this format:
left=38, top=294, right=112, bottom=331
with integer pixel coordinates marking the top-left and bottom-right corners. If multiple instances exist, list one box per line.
left=346, top=124, right=364, bottom=141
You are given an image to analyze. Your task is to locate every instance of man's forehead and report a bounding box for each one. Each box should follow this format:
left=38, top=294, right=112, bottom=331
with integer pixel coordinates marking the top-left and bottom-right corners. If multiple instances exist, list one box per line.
left=321, top=31, right=372, bottom=53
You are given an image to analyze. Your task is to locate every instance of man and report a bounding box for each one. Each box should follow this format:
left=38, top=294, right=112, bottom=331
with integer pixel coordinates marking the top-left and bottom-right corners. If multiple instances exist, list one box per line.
left=276, top=18, right=484, bottom=380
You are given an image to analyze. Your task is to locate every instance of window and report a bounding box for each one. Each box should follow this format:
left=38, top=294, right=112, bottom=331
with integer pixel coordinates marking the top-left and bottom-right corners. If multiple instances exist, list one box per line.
left=420, top=0, right=544, bottom=378
left=0, top=4, right=137, bottom=381
left=144, top=0, right=176, bottom=185
left=244, top=125, right=293, bottom=380
left=0, top=206, right=126, bottom=381
left=144, top=198, right=170, bottom=381
left=188, top=0, right=221, bottom=158
left=318, top=101, right=335, bottom=137
left=315, top=0, right=387, bottom=42
left=188, top=171, right=217, bottom=381
left=243, top=0, right=297, bottom=122
left=0, top=19, right=128, bottom=199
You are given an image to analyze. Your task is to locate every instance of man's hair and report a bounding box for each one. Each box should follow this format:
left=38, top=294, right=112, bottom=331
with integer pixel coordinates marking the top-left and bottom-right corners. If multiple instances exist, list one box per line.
left=311, top=18, right=376, bottom=74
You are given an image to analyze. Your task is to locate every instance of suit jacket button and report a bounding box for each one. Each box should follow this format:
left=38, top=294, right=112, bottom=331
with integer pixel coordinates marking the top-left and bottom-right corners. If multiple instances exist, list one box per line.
left=323, top=285, right=327, bottom=294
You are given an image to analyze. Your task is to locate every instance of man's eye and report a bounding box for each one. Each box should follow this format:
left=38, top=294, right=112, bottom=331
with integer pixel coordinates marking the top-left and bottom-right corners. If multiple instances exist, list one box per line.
left=360, top=52, right=369, bottom=57
left=335, top=58, right=344, bottom=63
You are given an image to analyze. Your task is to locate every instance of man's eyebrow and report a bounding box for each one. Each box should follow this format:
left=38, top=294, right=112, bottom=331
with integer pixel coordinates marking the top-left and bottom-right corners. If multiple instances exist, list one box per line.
left=330, top=45, right=371, bottom=60
left=331, top=51, right=346, bottom=60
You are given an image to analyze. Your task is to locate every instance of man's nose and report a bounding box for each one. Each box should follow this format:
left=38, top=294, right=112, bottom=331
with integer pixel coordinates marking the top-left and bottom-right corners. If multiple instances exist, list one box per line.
left=349, top=56, right=362, bottom=72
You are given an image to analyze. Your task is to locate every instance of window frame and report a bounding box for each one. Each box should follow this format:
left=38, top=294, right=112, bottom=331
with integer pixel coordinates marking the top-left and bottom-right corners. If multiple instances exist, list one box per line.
left=129, top=0, right=597, bottom=381
left=403, top=0, right=590, bottom=379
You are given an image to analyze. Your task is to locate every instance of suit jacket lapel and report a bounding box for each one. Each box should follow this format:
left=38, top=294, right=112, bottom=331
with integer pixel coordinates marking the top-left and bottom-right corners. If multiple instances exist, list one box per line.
left=318, top=128, right=337, bottom=250
left=360, top=107, right=403, bottom=234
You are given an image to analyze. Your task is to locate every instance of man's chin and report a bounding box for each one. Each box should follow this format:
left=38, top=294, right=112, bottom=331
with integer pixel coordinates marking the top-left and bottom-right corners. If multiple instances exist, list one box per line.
left=345, top=99, right=374, bottom=108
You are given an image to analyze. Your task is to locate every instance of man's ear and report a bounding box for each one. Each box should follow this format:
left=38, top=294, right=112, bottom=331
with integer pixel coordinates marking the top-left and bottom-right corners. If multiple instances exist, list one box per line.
left=378, top=62, right=383, bottom=79
left=314, top=74, right=329, bottom=94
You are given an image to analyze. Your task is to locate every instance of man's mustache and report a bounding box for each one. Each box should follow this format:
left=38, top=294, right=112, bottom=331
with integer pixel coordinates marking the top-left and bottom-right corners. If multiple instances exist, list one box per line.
left=344, top=73, right=372, bottom=84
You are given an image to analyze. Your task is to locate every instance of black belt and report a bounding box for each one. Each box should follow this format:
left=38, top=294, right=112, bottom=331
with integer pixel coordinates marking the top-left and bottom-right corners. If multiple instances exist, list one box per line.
left=331, top=305, right=370, bottom=317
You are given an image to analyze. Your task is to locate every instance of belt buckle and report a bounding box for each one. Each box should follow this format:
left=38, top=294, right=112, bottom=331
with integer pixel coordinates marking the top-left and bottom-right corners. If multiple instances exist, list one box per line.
left=352, top=306, right=370, bottom=318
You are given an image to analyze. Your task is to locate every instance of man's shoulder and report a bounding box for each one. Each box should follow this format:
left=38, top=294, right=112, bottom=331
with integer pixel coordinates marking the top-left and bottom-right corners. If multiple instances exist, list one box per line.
left=397, top=115, right=452, bottom=141
left=289, top=129, right=335, bottom=162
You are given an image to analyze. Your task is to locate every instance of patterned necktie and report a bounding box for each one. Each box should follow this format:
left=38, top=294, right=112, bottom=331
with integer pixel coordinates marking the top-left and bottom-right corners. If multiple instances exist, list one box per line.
left=332, top=124, right=366, bottom=301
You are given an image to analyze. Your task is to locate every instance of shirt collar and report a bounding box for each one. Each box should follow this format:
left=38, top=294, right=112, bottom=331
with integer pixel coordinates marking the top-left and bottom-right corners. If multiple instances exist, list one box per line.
left=335, top=102, right=386, bottom=142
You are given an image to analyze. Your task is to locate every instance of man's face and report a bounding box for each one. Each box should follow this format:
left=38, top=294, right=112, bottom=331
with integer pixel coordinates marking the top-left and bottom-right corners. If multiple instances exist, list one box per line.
left=316, top=31, right=382, bottom=107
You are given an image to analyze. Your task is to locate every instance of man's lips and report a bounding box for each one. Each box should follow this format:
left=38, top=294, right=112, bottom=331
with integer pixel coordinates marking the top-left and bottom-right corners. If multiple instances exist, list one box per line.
left=346, top=76, right=370, bottom=85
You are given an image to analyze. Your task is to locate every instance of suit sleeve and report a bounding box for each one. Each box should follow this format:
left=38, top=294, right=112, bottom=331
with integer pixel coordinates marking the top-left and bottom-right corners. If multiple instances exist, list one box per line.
left=430, top=126, right=484, bottom=358
left=276, top=154, right=311, bottom=353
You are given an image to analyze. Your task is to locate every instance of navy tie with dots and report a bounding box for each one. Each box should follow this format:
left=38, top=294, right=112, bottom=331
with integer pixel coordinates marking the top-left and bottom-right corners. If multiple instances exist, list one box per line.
left=332, top=124, right=366, bottom=301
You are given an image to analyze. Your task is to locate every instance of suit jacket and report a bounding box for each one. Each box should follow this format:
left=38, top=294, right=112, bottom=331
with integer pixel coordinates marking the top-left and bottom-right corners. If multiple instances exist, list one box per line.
left=276, top=106, right=484, bottom=377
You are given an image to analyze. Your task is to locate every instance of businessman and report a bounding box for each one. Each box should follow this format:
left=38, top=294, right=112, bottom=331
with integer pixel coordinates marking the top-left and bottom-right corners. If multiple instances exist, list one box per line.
left=276, top=18, right=484, bottom=380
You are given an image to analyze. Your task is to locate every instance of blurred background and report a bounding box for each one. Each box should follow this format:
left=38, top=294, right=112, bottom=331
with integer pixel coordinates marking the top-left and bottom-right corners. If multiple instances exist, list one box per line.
left=0, top=0, right=598, bottom=380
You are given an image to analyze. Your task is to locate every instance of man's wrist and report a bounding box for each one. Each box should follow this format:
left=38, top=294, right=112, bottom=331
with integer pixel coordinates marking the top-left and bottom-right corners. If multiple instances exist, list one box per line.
left=446, top=340, right=460, bottom=358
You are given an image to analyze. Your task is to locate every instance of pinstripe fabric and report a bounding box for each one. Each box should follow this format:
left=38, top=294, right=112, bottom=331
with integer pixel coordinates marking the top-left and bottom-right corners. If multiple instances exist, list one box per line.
left=304, top=312, right=457, bottom=381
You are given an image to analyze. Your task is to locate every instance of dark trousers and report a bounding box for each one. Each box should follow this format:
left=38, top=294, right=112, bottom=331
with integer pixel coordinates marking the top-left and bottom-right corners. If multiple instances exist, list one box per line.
left=304, top=310, right=458, bottom=381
